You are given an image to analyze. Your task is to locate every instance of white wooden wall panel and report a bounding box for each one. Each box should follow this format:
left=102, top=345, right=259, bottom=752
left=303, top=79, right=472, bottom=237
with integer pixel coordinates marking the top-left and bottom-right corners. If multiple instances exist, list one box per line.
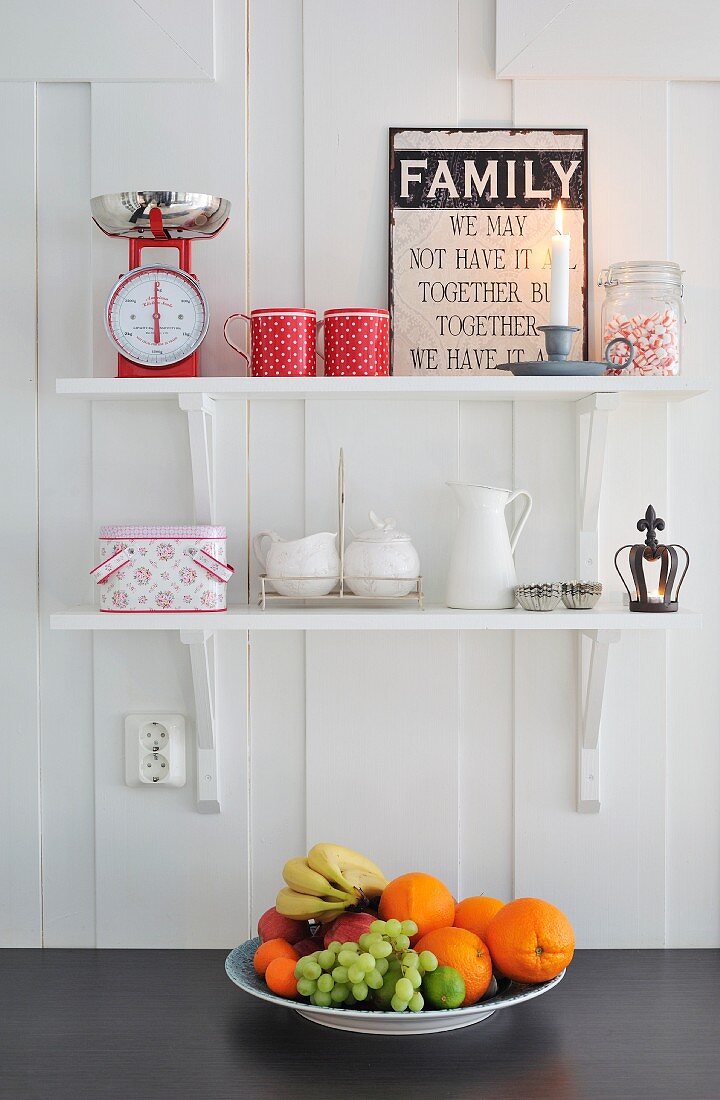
left=303, top=399, right=461, bottom=885
left=6, top=1, right=719, bottom=951
left=306, top=631, right=460, bottom=888
left=248, top=0, right=305, bottom=308
left=89, top=0, right=245, bottom=377
left=0, top=0, right=215, bottom=82
left=455, top=0, right=515, bottom=908
left=667, top=83, right=720, bottom=947
left=458, top=401, right=514, bottom=902
left=299, top=0, right=462, bottom=891
left=497, top=0, right=720, bottom=81
left=302, top=0, right=459, bottom=310
left=512, top=80, right=671, bottom=944
left=37, top=83, right=97, bottom=946
left=0, top=83, right=41, bottom=946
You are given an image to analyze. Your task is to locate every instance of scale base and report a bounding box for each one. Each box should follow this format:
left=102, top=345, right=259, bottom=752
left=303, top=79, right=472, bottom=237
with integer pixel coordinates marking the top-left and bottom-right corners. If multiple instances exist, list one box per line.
left=118, top=352, right=199, bottom=378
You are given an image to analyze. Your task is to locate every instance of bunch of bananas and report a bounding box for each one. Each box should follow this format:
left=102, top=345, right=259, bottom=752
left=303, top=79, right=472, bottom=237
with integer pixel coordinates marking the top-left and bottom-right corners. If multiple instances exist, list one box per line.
left=276, top=844, right=389, bottom=922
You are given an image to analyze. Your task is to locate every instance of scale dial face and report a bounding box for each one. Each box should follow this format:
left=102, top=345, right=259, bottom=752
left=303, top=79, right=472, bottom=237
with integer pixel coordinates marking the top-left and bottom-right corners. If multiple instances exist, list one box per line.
left=105, top=264, right=209, bottom=367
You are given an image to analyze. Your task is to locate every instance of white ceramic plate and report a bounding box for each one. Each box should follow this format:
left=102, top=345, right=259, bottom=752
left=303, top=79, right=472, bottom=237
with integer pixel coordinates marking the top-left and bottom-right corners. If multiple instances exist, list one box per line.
left=225, top=939, right=565, bottom=1035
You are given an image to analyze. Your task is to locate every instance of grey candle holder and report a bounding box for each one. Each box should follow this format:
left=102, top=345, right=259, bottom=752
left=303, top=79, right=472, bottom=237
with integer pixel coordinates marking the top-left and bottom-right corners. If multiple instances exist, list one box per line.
left=537, top=325, right=580, bottom=361
left=507, top=325, right=634, bottom=378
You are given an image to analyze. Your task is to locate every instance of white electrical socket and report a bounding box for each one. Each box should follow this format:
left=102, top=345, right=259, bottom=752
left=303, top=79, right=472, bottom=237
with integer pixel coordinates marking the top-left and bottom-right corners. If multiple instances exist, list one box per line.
left=125, top=714, right=186, bottom=788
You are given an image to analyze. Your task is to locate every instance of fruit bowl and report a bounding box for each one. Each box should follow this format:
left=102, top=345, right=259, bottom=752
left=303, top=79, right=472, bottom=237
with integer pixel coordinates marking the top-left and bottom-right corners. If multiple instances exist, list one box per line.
left=225, top=939, right=565, bottom=1036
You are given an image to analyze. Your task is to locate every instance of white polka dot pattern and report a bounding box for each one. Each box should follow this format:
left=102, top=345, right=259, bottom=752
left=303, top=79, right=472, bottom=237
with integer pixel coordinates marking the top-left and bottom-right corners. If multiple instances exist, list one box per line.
left=248, top=310, right=317, bottom=377
left=323, top=309, right=390, bottom=377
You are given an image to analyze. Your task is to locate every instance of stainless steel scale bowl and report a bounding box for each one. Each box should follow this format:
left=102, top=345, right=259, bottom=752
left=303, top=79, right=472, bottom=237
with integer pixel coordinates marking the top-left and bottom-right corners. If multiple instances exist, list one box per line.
left=91, top=191, right=231, bottom=238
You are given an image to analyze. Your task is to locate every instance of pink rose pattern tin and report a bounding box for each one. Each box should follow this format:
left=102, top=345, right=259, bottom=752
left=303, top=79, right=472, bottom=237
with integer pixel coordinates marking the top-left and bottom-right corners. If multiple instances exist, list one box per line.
left=93, top=525, right=233, bottom=612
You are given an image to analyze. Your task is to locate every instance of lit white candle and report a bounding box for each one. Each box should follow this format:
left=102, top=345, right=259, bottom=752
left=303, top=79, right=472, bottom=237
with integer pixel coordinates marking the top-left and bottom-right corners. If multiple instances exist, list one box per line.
left=549, top=201, right=571, bottom=326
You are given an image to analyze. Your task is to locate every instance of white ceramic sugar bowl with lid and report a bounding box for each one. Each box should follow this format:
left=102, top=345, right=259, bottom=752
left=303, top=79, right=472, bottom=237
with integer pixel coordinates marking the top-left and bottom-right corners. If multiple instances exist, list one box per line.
left=343, top=512, right=420, bottom=597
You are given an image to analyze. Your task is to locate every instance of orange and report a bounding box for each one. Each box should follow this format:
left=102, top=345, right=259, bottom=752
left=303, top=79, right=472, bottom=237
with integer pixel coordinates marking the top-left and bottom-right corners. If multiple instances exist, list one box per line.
left=414, top=926, right=492, bottom=1006
left=454, top=895, right=505, bottom=941
left=484, top=897, right=574, bottom=984
left=265, top=956, right=299, bottom=999
left=379, top=872, right=455, bottom=943
left=253, top=937, right=298, bottom=976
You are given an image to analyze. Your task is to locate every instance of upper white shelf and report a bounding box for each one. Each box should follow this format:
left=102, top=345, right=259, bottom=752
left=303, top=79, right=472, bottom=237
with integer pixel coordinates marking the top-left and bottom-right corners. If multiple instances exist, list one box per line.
left=56, top=376, right=709, bottom=403
left=50, top=603, right=701, bottom=632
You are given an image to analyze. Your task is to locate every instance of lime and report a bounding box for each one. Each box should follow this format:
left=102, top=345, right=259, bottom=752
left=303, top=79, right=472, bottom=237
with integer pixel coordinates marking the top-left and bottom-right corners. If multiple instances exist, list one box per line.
left=371, top=958, right=402, bottom=1010
left=422, top=965, right=466, bottom=1009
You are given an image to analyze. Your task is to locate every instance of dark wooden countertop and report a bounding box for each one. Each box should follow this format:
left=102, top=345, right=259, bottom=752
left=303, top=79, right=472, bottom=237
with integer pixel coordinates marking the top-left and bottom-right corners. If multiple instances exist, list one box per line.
left=1, top=949, right=718, bottom=1100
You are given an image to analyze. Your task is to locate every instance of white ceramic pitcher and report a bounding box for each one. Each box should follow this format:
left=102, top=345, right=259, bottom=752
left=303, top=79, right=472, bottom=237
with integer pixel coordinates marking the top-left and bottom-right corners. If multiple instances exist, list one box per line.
left=446, top=483, right=533, bottom=609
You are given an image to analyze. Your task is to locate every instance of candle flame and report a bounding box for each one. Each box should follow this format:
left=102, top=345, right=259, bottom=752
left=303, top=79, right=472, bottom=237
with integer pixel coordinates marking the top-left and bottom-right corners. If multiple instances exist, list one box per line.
left=554, top=200, right=564, bottom=234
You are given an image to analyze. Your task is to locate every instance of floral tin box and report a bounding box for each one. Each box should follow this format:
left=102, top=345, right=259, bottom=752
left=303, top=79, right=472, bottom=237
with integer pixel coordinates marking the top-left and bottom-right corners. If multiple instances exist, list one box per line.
left=92, top=525, right=234, bottom=612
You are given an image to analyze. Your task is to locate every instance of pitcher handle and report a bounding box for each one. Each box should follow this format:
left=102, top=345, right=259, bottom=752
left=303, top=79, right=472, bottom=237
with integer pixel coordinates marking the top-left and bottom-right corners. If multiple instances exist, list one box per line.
left=223, top=313, right=251, bottom=365
left=506, top=490, right=533, bottom=553
left=252, top=531, right=275, bottom=569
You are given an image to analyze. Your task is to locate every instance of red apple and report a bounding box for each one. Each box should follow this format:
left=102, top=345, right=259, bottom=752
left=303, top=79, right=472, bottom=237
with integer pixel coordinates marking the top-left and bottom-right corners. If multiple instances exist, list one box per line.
left=257, top=906, right=309, bottom=945
left=323, top=911, right=377, bottom=949
left=293, top=934, right=324, bottom=958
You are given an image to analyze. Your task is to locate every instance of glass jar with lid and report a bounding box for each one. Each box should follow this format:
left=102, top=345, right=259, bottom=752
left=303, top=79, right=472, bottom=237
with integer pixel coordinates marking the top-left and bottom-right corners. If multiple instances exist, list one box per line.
left=598, top=260, right=683, bottom=376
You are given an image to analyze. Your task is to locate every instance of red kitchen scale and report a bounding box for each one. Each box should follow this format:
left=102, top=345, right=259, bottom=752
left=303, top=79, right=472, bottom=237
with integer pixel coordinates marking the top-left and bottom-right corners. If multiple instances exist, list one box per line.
left=91, top=192, right=231, bottom=378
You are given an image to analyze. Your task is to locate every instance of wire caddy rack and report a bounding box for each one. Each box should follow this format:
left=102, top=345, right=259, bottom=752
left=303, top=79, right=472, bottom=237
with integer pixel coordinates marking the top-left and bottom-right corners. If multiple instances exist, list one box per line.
left=259, top=450, right=424, bottom=610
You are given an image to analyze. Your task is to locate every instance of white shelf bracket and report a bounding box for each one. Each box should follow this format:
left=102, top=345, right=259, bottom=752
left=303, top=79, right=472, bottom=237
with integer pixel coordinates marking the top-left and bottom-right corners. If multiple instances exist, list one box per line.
left=180, top=629, right=220, bottom=814
left=577, top=629, right=621, bottom=812
left=179, top=393, right=216, bottom=524
left=576, top=392, right=619, bottom=578
left=575, top=392, right=620, bottom=813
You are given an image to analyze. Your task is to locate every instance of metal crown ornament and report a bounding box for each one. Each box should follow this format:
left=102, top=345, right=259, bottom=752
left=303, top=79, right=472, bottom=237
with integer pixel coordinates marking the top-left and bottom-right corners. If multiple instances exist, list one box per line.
left=614, top=505, right=689, bottom=613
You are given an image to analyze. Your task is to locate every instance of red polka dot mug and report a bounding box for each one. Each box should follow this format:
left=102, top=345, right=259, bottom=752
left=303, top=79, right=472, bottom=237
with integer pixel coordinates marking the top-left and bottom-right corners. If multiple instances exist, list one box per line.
left=318, top=308, right=390, bottom=376
left=223, top=308, right=317, bottom=376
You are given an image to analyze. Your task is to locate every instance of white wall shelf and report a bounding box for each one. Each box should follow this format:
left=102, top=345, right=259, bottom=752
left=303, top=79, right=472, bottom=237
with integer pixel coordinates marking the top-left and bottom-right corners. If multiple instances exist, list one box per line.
left=51, top=603, right=701, bottom=632
left=57, top=374, right=707, bottom=816
left=56, top=376, right=709, bottom=403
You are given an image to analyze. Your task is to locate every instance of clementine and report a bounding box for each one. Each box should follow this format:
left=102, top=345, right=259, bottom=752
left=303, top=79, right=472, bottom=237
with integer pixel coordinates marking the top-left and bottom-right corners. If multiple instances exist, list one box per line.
left=454, top=895, right=505, bottom=940
left=265, top=956, right=299, bottom=998
left=414, top=926, right=492, bottom=1006
left=378, top=872, right=456, bottom=943
left=253, top=937, right=298, bottom=976
left=484, top=897, right=574, bottom=984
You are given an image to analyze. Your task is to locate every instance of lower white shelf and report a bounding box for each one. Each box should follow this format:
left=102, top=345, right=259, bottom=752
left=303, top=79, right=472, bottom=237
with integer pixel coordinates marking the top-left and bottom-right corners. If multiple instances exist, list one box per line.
left=50, top=603, right=701, bottom=632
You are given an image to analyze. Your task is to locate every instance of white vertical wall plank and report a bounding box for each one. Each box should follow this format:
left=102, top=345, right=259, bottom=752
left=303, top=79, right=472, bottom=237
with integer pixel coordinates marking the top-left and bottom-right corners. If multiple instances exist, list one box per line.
left=513, top=80, right=671, bottom=944
left=87, top=0, right=251, bottom=946
left=514, top=80, right=668, bottom=357
left=245, top=4, right=308, bottom=933
left=455, top=1, right=514, bottom=907
left=248, top=403, right=307, bottom=928
left=37, top=83, right=97, bottom=946
left=249, top=631, right=307, bottom=927
left=90, top=0, right=246, bottom=376
left=458, top=401, right=515, bottom=902
left=249, top=0, right=305, bottom=308
left=306, top=631, right=460, bottom=887
left=303, top=0, right=459, bottom=311
left=91, top=402, right=249, bottom=946
left=459, top=0, right=513, bottom=126
left=303, top=398, right=460, bottom=887
left=667, top=82, right=720, bottom=947
left=0, top=83, right=41, bottom=947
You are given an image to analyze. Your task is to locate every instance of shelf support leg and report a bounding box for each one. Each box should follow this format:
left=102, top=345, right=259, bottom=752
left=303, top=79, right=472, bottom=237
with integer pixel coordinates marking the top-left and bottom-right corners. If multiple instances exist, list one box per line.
left=179, top=394, right=216, bottom=524
left=575, top=392, right=620, bottom=813
left=578, top=630, right=620, bottom=812
left=576, top=392, right=619, bottom=579
left=180, top=629, right=220, bottom=814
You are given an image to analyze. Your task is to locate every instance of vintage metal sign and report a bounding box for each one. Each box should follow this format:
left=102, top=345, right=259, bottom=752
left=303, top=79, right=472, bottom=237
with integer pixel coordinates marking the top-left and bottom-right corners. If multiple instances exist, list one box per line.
left=389, top=128, right=588, bottom=374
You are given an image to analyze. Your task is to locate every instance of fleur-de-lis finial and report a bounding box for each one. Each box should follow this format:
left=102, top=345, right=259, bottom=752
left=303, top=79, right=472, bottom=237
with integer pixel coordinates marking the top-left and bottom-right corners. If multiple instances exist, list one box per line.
left=637, top=504, right=665, bottom=554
